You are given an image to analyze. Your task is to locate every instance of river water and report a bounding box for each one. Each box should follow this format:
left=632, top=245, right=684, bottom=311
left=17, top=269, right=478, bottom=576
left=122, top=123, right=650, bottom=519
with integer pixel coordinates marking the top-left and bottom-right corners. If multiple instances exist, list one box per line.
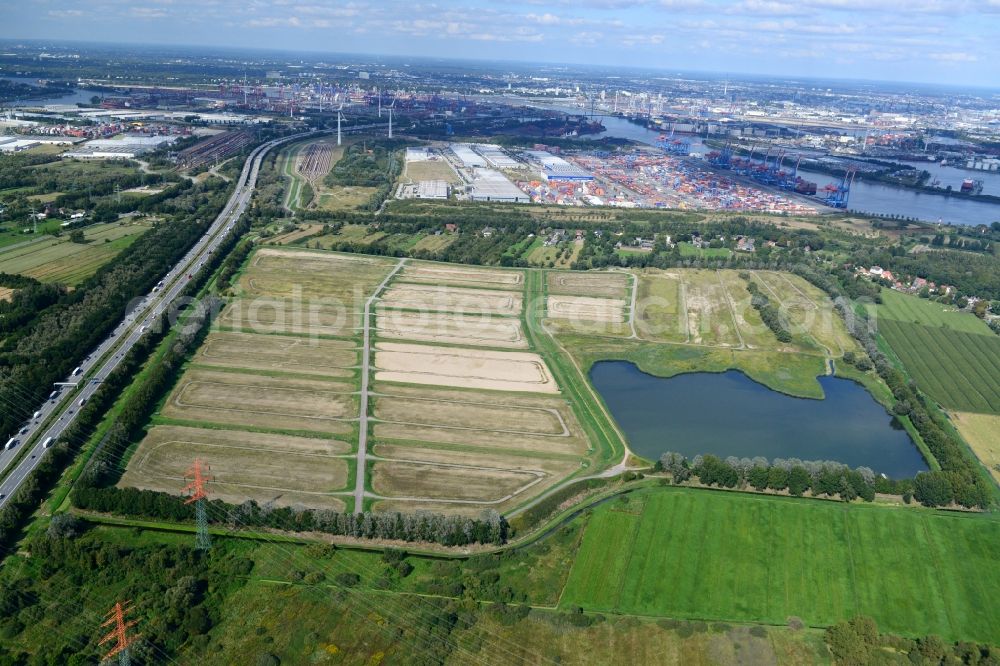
left=1, top=76, right=96, bottom=107
left=590, top=361, right=928, bottom=478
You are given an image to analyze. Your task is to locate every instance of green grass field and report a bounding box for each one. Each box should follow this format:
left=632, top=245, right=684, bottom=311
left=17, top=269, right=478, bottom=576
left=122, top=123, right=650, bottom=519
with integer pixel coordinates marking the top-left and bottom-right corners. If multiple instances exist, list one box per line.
left=873, top=290, right=1000, bottom=414
left=0, top=222, right=151, bottom=284
left=561, top=487, right=1000, bottom=643
left=678, top=242, right=733, bottom=259
left=878, top=289, right=993, bottom=334
left=877, top=320, right=1000, bottom=413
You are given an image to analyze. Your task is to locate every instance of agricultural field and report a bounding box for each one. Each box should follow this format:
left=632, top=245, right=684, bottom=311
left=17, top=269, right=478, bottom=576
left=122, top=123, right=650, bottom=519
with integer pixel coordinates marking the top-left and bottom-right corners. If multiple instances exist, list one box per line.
left=120, top=248, right=402, bottom=512
left=876, top=319, right=1000, bottom=414
left=951, top=412, right=1000, bottom=483
left=379, top=283, right=523, bottom=316
left=562, top=487, right=1000, bottom=644
left=0, top=221, right=152, bottom=285
left=120, top=425, right=350, bottom=510
left=122, top=251, right=604, bottom=516
left=0, top=286, right=13, bottom=302
left=548, top=270, right=629, bottom=299
left=396, top=261, right=525, bottom=290
left=878, top=288, right=993, bottom=334
left=873, top=288, right=1000, bottom=413
left=366, top=261, right=601, bottom=514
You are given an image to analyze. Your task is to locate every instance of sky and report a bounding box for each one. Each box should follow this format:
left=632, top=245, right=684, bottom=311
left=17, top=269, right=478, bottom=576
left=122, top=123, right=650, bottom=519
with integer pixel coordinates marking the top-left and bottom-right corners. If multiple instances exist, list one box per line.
left=5, top=0, right=1000, bottom=87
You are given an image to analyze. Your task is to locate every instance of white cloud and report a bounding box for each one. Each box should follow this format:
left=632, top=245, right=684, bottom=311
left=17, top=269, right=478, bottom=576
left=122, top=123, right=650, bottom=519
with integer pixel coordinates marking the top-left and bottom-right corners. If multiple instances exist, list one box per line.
left=928, top=51, right=978, bottom=62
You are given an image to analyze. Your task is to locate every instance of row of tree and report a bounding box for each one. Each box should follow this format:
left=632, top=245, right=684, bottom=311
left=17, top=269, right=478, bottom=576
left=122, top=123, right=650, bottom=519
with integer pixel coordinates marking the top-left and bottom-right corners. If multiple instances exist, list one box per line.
left=658, top=452, right=887, bottom=502
left=72, top=486, right=509, bottom=547
left=743, top=275, right=792, bottom=342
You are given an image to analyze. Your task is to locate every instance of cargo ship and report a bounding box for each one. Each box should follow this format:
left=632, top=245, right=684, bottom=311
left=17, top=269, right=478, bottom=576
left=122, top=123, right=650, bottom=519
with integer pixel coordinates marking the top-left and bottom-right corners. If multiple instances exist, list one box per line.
left=960, top=178, right=983, bottom=194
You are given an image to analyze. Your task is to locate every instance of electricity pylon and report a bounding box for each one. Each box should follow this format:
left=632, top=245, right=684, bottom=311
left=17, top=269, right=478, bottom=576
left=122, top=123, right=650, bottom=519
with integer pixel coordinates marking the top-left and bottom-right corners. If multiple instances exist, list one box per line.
left=100, top=600, right=139, bottom=666
left=183, top=458, right=213, bottom=551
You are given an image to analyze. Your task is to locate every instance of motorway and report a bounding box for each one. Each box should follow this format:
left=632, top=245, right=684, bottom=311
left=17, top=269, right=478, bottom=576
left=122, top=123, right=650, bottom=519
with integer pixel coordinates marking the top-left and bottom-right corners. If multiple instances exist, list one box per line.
left=0, top=130, right=321, bottom=508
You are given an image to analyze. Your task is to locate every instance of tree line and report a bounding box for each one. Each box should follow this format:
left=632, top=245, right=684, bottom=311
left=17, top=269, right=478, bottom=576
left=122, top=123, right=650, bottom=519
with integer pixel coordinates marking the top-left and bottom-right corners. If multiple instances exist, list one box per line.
left=742, top=274, right=792, bottom=342
left=658, top=452, right=886, bottom=503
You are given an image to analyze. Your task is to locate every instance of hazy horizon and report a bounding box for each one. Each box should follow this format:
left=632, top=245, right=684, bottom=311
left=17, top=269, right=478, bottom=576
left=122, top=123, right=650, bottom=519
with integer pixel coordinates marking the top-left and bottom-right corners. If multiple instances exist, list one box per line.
left=5, top=0, right=1000, bottom=88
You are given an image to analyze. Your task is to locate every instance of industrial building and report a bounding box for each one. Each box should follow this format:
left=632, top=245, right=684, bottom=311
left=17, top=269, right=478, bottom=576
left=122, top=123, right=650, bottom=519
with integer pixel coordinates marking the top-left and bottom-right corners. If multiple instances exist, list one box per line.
left=473, top=144, right=520, bottom=169
left=0, top=137, right=41, bottom=152
left=470, top=168, right=529, bottom=203
left=63, top=135, right=176, bottom=159
left=406, top=147, right=431, bottom=162
left=416, top=180, right=449, bottom=200
left=450, top=143, right=487, bottom=168
left=525, top=150, right=593, bottom=181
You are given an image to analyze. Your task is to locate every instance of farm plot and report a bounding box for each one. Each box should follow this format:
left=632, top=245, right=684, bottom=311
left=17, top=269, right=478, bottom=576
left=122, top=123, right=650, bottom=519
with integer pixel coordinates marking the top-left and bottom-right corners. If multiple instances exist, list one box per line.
left=879, top=288, right=993, bottom=335
left=371, top=462, right=542, bottom=503
left=194, top=331, right=357, bottom=378
left=561, top=486, right=1000, bottom=644
left=160, top=368, right=356, bottom=435
left=0, top=287, right=13, bottom=302
left=370, top=389, right=587, bottom=513
left=0, top=221, right=151, bottom=285
left=878, top=319, right=1000, bottom=414
left=238, top=248, right=397, bottom=302
left=378, top=284, right=522, bottom=316
left=373, top=342, right=559, bottom=393
left=396, top=262, right=524, bottom=290
left=547, top=271, right=628, bottom=299
left=951, top=412, right=1000, bottom=483
left=375, top=307, right=527, bottom=348
left=217, top=298, right=359, bottom=337
left=547, top=295, right=626, bottom=324
left=120, top=425, right=349, bottom=510
left=371, top=384, right=589, bottom=457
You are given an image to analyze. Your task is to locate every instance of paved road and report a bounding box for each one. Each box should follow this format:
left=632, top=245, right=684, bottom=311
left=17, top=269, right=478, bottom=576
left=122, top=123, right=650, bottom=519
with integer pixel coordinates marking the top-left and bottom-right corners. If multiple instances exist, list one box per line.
left=0, top=130, right=322, bottom=508
left=353, top=258, right=406, bottom=513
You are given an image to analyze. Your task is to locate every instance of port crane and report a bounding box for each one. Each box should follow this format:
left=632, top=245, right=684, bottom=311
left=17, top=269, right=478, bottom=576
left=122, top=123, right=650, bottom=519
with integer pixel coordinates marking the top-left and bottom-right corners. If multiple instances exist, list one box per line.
left=823, top=168, right=856, bottom=208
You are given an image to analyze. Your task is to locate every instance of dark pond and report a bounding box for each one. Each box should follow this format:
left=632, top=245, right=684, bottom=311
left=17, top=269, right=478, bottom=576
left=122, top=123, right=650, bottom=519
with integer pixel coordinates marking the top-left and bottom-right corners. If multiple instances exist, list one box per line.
left=590, top=361, right=928, bottom=477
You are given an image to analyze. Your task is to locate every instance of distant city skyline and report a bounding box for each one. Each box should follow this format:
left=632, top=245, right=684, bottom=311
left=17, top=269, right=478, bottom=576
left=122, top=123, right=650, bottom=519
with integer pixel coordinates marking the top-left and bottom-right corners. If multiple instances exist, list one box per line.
left=5, top=0, right=1000, bottom=87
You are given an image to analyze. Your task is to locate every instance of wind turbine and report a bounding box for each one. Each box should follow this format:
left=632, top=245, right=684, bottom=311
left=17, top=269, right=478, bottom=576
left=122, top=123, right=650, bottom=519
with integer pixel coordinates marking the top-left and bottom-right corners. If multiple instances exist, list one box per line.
left=336, top=103, right=344, bottom=146
left=378, top=88, right=382, bottom=118
left=387, top=97, right=396, bottom=139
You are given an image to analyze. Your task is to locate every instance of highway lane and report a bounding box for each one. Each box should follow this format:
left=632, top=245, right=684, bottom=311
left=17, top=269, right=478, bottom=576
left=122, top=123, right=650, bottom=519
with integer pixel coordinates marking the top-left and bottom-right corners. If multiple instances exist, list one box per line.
left=0, top=130, right=322, bottom=507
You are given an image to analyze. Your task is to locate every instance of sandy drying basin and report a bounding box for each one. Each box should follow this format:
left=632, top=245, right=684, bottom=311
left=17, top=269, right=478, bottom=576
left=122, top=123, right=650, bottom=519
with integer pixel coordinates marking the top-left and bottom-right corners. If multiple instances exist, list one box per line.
left=374, top=342, right=559, bottom=393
